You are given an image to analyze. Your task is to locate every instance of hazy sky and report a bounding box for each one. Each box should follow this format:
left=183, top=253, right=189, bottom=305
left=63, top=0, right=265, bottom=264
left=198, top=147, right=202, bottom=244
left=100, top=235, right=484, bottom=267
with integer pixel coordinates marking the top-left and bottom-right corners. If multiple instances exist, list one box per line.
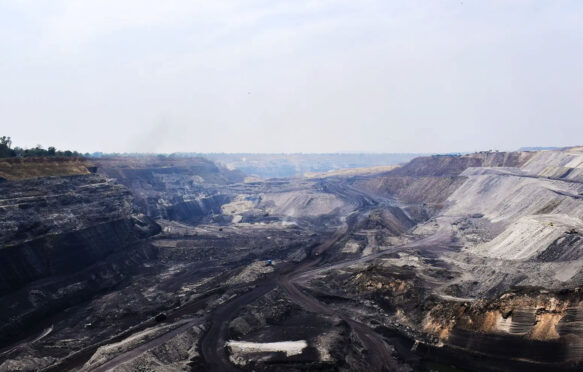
left=1, top=0, right=582, bottom=153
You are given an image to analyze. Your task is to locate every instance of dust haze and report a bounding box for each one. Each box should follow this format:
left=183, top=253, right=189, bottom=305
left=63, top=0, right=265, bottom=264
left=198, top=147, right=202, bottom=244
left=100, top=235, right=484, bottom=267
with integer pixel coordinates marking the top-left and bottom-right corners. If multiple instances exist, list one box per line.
left=2, top=0, right=583, bottom=153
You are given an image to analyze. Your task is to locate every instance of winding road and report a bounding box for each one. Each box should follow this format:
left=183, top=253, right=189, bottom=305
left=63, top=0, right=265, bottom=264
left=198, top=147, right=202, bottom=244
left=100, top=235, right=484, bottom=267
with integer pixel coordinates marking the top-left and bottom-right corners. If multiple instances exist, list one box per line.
left=75, top=178, right=432, bottom=371
left=198, top=180, right=417, bottom=371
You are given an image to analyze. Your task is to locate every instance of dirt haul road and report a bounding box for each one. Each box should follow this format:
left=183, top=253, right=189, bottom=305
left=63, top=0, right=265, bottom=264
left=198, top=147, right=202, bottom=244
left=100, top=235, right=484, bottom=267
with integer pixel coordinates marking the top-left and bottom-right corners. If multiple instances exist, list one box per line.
left=198, top=180, right=416, bottom=371
left=198, top=230, right=345, bottom=372
left=69, top=179, right=417, bottom=371
left=277, top=256, right=397, bottom=372
left=198, top=182, right=459, bottom=371
left=199, top=219, right=410, bottom=371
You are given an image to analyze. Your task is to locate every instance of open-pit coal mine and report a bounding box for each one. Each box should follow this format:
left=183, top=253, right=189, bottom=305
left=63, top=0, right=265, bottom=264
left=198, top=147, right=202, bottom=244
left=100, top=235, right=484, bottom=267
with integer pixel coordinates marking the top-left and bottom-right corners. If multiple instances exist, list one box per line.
left=1, top=149, right=583, bottom=372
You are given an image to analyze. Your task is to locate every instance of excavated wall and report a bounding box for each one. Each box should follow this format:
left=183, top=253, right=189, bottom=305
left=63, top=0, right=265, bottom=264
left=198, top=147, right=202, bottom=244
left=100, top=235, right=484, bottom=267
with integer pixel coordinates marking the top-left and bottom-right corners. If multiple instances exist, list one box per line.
left=343, top=150, right=583, bottom=367
left=0, top=163, right=161, bottom=348
left=353, top=152, right=534, bottom=218
left=0, top=174, right=160, bottom=294
left=94, top=157, right=243, bottom=222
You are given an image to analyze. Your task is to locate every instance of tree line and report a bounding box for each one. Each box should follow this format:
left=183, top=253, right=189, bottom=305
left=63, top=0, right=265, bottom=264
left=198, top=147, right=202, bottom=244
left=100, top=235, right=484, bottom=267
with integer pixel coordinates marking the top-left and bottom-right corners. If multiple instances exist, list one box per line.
left=0, top=136, right=82, bottom=158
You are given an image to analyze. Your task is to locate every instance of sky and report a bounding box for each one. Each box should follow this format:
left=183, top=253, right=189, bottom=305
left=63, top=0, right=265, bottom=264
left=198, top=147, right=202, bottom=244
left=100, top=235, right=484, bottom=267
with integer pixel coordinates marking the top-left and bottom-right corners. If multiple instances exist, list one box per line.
left=1, top=0, right=582, bottom=154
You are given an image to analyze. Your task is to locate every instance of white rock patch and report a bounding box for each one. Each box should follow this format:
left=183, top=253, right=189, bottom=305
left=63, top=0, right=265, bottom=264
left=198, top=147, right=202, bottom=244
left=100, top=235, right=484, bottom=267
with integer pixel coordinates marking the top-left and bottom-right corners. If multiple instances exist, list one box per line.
left=342, top=241, right=360, bottom=254
left=260, top=191, right=345, bottom=217
left=471, top=214, right=583, bottom=260
left=221, top=196, right=255, bottom=215
left=226, top=261, right=274, bottom=285
left=227, top=340, right=307, bottom=357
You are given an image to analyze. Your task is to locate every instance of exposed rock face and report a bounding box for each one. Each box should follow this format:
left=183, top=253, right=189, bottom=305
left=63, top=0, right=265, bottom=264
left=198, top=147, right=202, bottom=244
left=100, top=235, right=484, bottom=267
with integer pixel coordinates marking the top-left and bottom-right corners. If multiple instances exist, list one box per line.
left=352, top=152, right=533, bottom=222
left=424, top=288, right=583, bottom=363
left=0, top=174, right=159, bottom=295
left=317, top=149, right=583, bottom=368
left=356, top=207, right=416, bottom=235
left=0, top=162, right=160, bottom=348
left=258, top=190, right=346, bottom=218
left=521, top=147, right=583, bottom=182
left=0, top=175, right=131, bottom=247
left=357, top=175, right=466, bottom=207
left=3, top=149, right=583, bottom=371
left=94, top=156, right=244, bottom=222
left=389, top=151, right=533, bottom=177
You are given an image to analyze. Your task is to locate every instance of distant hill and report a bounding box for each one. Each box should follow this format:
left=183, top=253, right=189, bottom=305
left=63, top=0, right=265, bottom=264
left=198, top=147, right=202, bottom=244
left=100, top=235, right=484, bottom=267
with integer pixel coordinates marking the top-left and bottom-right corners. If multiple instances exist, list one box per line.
left=186, top=153, right=425, bottom=179
left=518, top=146, right=560, bottom=151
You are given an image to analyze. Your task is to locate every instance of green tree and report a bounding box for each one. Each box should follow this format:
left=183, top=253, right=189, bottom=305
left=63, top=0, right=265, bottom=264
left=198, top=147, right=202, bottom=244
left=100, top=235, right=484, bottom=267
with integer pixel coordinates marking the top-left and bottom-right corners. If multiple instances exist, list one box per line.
left=0, top=136, right=15, bottom=157
left=0, top=136, right=12, bottom=147
left=0, top=137, right=83, bottom=158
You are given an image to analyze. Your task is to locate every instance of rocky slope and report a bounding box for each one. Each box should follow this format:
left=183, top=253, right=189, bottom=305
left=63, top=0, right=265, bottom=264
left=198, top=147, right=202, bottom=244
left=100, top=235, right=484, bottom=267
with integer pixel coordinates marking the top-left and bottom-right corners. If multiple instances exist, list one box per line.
left=0, top=159, right=161, bottom=349
left=332, top=148, right=583, bottom=368
left=2, top=150, right=583, bottom=371
left=94, top=156, right=244, bottom=222
left=353, top=151, right=534, bottom=212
